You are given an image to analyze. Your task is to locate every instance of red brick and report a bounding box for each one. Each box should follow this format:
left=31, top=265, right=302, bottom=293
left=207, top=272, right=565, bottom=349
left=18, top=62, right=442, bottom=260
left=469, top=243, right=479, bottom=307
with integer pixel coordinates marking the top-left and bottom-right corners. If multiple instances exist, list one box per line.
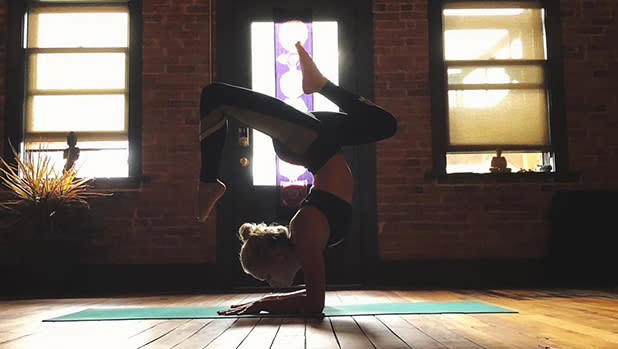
left=0, top=0, right=616, bottom=264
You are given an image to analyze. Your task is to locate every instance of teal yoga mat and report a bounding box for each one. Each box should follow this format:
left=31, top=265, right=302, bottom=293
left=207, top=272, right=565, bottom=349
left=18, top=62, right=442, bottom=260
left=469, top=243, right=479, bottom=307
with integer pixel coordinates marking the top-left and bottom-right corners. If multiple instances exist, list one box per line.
left=44, top=301, right=516, bottom=322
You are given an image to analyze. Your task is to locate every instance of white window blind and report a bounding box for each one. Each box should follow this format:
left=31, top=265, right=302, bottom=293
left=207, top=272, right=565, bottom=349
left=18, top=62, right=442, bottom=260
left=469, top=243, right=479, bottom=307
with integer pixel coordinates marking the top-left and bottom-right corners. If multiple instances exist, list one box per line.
left=25, top=5, right=130, bottom=177
left=443, top=2, right=549, bottom=149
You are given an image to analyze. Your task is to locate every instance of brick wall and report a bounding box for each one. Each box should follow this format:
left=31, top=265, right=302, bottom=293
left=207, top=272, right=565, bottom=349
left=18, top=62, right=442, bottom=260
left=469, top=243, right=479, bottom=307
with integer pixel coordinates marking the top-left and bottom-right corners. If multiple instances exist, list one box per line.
left=0, top=0, right=5, bottom=153
left=561, top=0, right=618, bottom=185
left=120, top=0, right=216, bottom=263
left=374, top=0, right=618, bottom=260
left=0, top=0, right=217, bottom=265
left=1, top=0, right=616, bottom=265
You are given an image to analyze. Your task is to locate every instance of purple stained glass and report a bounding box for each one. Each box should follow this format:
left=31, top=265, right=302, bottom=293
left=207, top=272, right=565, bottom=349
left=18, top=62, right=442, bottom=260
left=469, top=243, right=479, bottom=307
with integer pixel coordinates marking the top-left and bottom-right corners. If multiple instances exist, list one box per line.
left=275, top=156, right=314, bottom=186
left=274, top=20, right=314, bottom=187
left=274, top=21, right=314, bottom=111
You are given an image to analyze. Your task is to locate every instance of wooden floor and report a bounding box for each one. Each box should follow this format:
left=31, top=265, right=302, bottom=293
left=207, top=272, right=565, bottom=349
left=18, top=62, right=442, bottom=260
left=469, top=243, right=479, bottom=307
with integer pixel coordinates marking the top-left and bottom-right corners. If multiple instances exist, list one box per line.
left=1, top=288, right=617, bottom=348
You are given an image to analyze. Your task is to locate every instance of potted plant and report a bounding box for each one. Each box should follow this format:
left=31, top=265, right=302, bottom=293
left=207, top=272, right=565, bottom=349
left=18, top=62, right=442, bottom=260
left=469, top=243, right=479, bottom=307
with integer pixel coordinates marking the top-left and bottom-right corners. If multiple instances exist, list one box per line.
left=0, top=144, right=104, bottom=265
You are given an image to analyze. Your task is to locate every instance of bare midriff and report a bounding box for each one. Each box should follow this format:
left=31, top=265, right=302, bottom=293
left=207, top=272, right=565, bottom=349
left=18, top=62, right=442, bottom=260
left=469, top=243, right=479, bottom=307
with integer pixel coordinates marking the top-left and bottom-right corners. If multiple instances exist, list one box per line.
left=312, top=152, right=354, bottom=204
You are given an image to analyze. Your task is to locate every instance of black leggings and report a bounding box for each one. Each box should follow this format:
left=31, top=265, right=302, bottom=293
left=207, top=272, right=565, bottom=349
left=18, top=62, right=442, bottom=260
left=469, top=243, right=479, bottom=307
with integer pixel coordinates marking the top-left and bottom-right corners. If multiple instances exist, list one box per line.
left=199, top=81, right=397, bottom=182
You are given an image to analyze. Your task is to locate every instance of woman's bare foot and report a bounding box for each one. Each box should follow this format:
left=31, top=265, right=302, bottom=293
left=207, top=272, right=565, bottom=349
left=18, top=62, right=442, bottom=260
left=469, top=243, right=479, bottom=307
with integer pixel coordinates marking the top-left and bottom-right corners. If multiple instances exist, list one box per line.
left=198, top=179, right=226, bottom=222
left=295, top=41, right=327, bottom=94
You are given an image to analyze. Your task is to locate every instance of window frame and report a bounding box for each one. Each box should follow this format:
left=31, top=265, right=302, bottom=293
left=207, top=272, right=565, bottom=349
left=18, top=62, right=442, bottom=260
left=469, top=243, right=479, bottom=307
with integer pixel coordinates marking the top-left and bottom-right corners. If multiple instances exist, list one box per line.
left=4, top=0, right=142, bottom=179
left=428, top=0, right=568, bottom=178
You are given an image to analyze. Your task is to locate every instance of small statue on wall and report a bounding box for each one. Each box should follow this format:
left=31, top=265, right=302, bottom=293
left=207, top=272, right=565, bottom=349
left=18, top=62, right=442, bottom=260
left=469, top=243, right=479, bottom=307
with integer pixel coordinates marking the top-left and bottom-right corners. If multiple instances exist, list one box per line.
left=63, top=131, right=80, bottom=173
left=490, top=148, right=510, bottom=173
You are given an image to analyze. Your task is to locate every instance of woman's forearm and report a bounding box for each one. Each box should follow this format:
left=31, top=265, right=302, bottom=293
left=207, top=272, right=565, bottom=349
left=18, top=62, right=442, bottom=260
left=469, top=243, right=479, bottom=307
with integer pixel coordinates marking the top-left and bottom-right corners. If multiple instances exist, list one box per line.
left=259, top=289, right=305, bottom=303
left=273, top=289, right=306, bottom=299
left=258, top=289, right=323, bottom=314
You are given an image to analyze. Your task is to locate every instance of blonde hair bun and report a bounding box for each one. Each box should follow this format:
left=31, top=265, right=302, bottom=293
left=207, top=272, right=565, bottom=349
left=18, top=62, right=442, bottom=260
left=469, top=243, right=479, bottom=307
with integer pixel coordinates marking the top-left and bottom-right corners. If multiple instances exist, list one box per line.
left=238, top=223, right=256, bottom=242
left=238, top=222, right=290, bottom=243
left=237, top=222, right=292, bottom=278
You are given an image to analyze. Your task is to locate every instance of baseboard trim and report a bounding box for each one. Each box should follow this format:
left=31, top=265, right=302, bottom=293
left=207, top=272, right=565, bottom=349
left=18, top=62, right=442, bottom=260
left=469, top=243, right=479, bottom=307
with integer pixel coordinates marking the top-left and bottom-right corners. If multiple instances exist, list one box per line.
left=369, top=258, right=617, bottom=289
left=2, top=258, right=615, bottom=298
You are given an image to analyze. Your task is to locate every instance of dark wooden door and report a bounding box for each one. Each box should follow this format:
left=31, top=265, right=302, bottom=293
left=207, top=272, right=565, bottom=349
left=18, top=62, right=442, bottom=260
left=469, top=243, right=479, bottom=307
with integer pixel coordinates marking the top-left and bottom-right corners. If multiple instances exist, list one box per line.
left=215, top=0, right=376, bottom=289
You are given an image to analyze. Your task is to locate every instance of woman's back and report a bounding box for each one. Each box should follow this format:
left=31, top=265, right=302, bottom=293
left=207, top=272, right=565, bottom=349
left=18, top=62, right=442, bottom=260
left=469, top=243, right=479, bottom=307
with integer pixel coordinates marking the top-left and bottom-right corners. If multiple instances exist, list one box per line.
left=312, top=152, right=354, bottom=204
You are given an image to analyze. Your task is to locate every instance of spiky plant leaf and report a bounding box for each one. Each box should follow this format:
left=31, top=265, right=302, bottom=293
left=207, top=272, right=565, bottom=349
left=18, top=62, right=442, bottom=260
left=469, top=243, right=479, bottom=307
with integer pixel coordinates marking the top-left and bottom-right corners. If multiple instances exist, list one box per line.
left=0, top=143, right=108, bottom=215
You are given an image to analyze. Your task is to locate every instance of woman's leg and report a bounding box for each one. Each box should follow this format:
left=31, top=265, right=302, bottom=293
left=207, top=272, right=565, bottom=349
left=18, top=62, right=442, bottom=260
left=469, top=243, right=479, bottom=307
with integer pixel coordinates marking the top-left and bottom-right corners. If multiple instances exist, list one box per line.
left=295, top=42, right=397, bottom=146
left=314, top=81, right=397, bottom=146
left=197, top=82, right=325, bottom=221
left=199, top=120, right=227, bottom=182
left=200, top=82, right=321, bottom=156
left=198, top=43, right=397, bottom=220
left=198, top=120, right=227, bottom=222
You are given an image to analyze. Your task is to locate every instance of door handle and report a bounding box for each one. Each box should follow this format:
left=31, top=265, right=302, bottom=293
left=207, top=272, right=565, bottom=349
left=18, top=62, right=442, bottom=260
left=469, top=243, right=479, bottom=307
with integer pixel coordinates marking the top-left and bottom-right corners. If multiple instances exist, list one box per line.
left=239, top=157, right=249, bottom=167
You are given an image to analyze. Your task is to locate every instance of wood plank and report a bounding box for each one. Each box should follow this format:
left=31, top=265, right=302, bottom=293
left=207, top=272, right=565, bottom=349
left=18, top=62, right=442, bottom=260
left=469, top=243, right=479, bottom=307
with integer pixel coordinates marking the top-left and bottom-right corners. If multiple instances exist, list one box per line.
left=0, top=299, right=106, bottom=343
left=305, top=317, right=339, bottom=348
left=124, top=320, right=190, bottom=348
left=353, top=315, right=410, bottom=349
left=333, top=286, right=398, bottom=346
left=237, top=317, right=281, bottom=349
left=452, top=293, right=618, bottom=348
left=324, top=288, right=375, bottom=348
left=204, top=317, right=260, bottom=348
left=329, top=317, right=374, bottom=349
left=0, top=319, right=163, bottom=349
left=0, top=290, right=237, bottom=345
left=470, top=313, right=564, bottom=349
left=173, top=318, right=237, bottom=349
left=527, top=298, right=618, bottom=329
left=437, top=314, right=533, bottom=349
left=391, top=289, right=521, bottom=348
left=174, top=293, right=258, bottom=349
left=270, top=317, right=305, bottom=349
left=377, top=315, right=446, bottom=349
left=402, top=315, right=484, bottom=349
left=390, top=289, right=510, bottom=348
left=523, top=314, right=618, bottom=347
left=141, top=319, right=212, bottom=349
left=2, top=289, right=618, bottom=348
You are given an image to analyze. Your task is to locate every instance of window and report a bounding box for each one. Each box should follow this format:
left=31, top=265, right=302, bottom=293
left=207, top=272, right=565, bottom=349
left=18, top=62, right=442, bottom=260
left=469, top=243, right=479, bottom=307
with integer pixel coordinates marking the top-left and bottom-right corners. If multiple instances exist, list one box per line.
left=7, top=0, right=142, bottom=178
left=250, top=20, right=339, bottom=186
left=429, top=1, right=567, bottom=175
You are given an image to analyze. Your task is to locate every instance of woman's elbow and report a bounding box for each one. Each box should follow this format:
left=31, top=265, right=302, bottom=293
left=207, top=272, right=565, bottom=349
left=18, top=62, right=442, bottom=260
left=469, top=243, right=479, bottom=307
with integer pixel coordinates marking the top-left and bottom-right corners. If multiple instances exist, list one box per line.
left=304, top=299, right=325, bottom=314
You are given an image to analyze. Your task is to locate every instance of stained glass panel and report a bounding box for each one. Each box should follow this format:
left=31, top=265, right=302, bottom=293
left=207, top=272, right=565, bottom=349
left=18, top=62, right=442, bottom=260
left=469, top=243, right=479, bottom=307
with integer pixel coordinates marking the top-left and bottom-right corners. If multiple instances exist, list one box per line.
left=251, top=21, right=339, bottom=186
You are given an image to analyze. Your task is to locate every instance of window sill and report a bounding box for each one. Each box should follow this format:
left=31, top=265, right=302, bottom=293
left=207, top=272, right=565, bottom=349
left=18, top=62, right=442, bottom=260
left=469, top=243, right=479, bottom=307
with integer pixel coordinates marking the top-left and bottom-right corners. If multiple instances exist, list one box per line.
left=0, top=176, right=150, bottom=197
left=90, top=175, right=151, bottom=192
left=425, top=171, right=581, bottom=184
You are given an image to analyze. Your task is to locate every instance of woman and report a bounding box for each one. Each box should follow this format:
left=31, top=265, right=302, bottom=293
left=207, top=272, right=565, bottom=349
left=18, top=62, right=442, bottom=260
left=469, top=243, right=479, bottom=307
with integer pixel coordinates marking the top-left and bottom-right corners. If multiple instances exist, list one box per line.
left=198, top=42, right=396, bottom=315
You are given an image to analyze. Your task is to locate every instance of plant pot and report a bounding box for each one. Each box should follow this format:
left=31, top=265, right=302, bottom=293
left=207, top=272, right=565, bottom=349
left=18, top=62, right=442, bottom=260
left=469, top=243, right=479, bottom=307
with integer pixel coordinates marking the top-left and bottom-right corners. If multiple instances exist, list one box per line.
left=2, top=204, right=89, bottom=265
left=13, top=238, right=82, bottom=265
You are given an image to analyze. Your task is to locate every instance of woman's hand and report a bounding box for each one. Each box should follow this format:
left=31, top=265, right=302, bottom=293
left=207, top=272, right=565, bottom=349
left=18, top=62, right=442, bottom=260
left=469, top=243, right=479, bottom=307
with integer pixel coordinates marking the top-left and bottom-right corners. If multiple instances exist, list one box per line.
left=218, top=294, right=283, bottom=315
left=217, top=300, right=263, bottom=316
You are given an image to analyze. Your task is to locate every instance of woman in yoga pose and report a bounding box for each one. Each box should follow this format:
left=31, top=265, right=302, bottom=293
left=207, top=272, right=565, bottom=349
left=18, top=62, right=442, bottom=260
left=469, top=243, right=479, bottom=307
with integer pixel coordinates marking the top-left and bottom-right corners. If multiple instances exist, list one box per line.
left=198, top=42, right=396, bottom=315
